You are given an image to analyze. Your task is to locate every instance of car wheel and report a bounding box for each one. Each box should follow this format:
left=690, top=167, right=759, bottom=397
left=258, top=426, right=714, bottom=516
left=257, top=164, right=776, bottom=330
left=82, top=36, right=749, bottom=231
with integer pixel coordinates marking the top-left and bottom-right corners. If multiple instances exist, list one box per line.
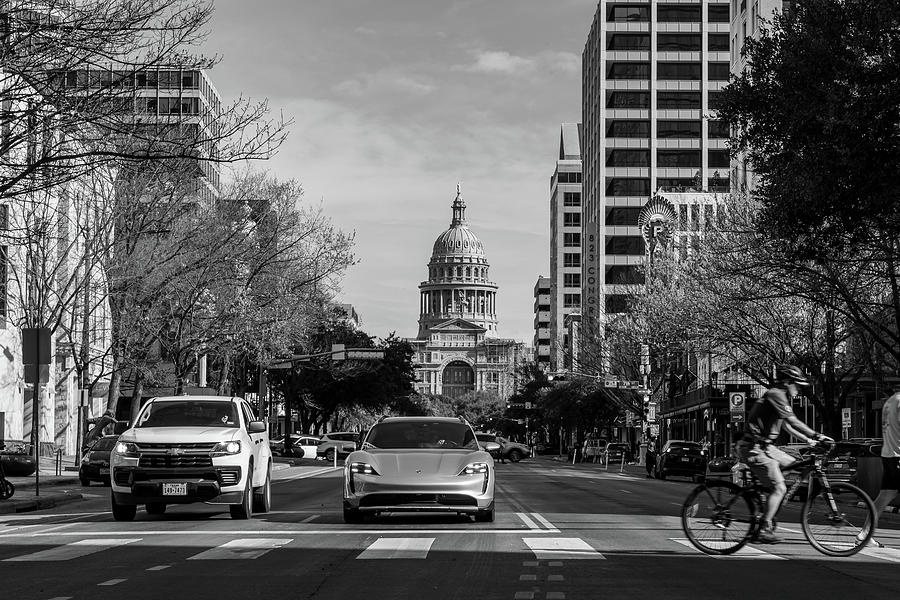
left=325, top=448, right=336, bottom=462
left=230, top=466, right=253, bottom=520
left=111, top=493, right=136, bottom=522
left=475, top=505, right=495, bottom=523
left=145, top=502, right=166, bottom=515
left=253, top=464, right=272, bottom=513
left=508, top=449, right=523, bottom=463
left=343, top=506, right=364, bottom=524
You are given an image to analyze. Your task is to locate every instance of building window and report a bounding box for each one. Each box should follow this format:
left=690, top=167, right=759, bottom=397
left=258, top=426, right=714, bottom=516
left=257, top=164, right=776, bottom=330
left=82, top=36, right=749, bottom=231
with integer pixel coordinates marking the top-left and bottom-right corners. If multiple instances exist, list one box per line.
left=605, top=236, right=646, bottom=255
left=563, top=192, right=581, bottom=207
left=606, top=149, right=650, bottom=167
left=657, top=120, right=702, bottom=138
left=607, top=62, right=650, bottom=80
left=605, top=206, right=642, bottom=226
left=563, top=293, right=581, bottom=308
left=606, top=91, right=650, bottom=109
left=605, top=294, right=629, bottom=313
left=558, top=171, right=582, bottom=184
left=657, top=4, right=701, bottom=22
left=606, top=178, right=650, bottom=197
left=563, top=232, right=581, bottom=247
left=708, top=175, right=730, bottom=191
left=657, top=91, right=701, bottom=110
left=708, top=91, right=723, bottom=110
left=563, top=212, right=581, bottom=227
left=709, top=149, right=730, bottom=168
left=658, top=177, right=700, bottom=191
left=607, top=33, right=650, bottom=51
left=657, top=149, right=701, bottom=168
left=709, top=33, right=730, bottom=51
left=607, top=4, right=650, bottom=22
left=657, top=62, right=702, bottom=81
left=708, top=4, right=730, bottom=22
left=709, top=62, right=730, bottom=81
left=657, top=34, right=701, bottom=51
left=563, top=273, right=581, bottom=288
left=606, top=265, right=645, bottom=285
left=708, top=120, right=729, bottom=138
left=563, top=253, right=580, bottom=268
left=606, top=120, right=650, bottom=138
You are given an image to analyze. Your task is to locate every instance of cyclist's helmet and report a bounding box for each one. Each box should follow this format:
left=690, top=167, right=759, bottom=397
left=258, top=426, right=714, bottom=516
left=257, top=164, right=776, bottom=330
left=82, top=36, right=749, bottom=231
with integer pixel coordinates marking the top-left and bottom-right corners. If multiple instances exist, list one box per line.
left=776, top=364, right=810, bottom=387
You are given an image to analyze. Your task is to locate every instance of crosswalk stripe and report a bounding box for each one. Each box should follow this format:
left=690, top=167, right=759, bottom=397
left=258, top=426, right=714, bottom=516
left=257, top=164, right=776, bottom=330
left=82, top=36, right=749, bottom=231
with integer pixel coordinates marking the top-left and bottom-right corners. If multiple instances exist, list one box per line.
left=517, top=513, right=540, bottom=530
left=531, top=513, right=557, bottom=531
left=523, top=537, right=605, bottom=560
left=356, top=537, right=434, bottom=559
left=3, top=538, right=140, bottom=562
left=188, top=538, right=293, bottom=560
left=860, top=546, right=900, bottom=563
left=669, top=538, right=786, bottom=559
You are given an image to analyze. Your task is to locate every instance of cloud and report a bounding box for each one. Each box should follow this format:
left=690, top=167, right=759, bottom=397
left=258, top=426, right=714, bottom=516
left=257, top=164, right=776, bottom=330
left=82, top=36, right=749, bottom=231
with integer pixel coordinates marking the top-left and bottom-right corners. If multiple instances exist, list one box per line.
left=354, top=26, right=377, bottom=35
left=334, top=70, right=435, bottom=97
left=456, top=50, right=536, bottom=75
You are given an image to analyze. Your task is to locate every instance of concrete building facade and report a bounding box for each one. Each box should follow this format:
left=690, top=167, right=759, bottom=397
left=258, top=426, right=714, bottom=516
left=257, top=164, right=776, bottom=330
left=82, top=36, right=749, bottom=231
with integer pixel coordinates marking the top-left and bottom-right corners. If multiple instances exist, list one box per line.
left=533, top=276, right=551, bottom=369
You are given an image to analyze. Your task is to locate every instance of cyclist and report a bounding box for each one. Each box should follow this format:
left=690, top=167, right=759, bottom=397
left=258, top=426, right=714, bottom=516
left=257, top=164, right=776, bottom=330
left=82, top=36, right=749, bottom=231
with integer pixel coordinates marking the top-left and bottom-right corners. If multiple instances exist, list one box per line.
left=736, top=364, right=834, bottom=544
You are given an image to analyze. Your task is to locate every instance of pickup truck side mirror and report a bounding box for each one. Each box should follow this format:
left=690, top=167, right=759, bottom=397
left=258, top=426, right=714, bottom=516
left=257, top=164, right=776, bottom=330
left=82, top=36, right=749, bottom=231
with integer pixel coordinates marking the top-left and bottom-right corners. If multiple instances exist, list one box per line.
left=248, top=421, right=267, bottom=433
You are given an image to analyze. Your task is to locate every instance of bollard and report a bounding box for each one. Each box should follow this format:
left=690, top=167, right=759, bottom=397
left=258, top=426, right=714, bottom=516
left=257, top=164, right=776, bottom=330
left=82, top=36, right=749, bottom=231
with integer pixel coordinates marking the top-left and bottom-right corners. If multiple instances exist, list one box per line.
left=620, top=453, right=625, bottom=473
left=604, top=452, right=609, bottom=471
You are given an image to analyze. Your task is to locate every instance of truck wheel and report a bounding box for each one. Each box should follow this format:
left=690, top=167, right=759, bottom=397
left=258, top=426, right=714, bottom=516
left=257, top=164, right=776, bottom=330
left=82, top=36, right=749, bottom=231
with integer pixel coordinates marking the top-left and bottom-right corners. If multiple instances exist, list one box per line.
left=253, top=464, right=272, bottom=513
left=111, top=493, right=136, bottom=522
left=508, top=449, right=523, bottom=463
left=325, top=448, right=336, bottom=462
left=230, top=468, right=253, bottom=520
left=343, top=506, right=364, bottom=523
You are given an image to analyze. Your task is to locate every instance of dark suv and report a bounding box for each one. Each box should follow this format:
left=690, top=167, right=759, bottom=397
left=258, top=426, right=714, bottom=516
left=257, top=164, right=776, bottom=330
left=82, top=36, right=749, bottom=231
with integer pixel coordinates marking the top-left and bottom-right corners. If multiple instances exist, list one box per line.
left=654, top=440, right=707, bottom=481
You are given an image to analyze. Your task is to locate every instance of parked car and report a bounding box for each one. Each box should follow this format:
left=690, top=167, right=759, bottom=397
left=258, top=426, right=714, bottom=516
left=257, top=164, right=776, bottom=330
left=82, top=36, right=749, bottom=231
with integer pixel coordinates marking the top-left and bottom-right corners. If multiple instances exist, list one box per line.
left=270, top=435, right=320, bottom=458
left=110, top=395, right=272, bottom=521
left=0, top=441, right=36, bottom=477
left=79, top=435, right=119, bottom=486
left=343, top=416, right=500, bottom=523
left=475, top=433, right=531, bottom=462
left=316, top=432, right=359, bottom=461
left=603, top=443, right=633, bottom=464
left=654, top=440, right=707, bottom=481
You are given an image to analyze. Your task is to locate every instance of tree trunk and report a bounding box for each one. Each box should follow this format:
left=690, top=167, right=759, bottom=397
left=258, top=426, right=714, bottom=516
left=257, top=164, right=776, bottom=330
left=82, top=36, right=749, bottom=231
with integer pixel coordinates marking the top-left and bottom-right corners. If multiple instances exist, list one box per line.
left=129, top=371, right=145, bottom=426
left=216, top=353, right=232, bottom=395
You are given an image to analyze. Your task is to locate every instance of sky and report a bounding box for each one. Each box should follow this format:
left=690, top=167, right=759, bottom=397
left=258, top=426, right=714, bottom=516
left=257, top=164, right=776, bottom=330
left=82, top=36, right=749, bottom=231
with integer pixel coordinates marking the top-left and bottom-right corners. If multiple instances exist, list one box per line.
left=202, top=0, right=596, bottom=344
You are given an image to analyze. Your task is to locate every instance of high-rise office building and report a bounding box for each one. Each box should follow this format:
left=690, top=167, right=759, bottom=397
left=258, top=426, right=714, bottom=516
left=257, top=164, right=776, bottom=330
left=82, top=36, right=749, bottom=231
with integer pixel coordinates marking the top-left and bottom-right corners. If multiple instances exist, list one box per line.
left=533, top=276, right=551, bottom=369
left=548, top=123, right=583, bottom=372
left=581, top=1, right=731, bottom=358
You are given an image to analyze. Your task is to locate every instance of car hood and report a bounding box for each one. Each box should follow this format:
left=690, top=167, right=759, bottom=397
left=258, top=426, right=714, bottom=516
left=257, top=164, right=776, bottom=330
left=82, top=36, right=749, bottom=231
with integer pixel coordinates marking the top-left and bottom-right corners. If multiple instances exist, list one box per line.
left=349, top=449, right=489, bottom=476
left=119, top=427, right=240, bottom=444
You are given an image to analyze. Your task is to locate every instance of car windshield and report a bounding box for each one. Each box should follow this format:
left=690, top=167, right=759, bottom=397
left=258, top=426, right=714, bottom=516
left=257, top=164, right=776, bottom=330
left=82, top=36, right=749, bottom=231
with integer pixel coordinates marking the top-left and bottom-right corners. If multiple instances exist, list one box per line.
left=92, top=439, right=116, bottom=451
left=137, top=401, right=238, bottom=428
left=364, top=421, right=479, bottom=450
left=670, top=442, right=701, bottom=452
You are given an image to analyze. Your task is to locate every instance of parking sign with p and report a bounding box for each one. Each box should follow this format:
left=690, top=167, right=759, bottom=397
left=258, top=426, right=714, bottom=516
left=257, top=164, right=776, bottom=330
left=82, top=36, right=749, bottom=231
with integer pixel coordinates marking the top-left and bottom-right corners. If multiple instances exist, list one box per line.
left=729, top=391, right=746, bottom=422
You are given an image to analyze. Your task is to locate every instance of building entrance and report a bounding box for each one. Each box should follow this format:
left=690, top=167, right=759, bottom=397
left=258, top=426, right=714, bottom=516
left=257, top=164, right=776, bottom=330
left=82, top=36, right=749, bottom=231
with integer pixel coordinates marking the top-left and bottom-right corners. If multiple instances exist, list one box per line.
left=442, top=361, right=474, bottom=399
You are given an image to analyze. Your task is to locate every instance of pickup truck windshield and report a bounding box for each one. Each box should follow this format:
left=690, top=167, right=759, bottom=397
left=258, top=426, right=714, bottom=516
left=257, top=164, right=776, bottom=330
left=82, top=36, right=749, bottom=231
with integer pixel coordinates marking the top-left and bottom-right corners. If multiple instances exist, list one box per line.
left=137, top=401, right=238, bottom=428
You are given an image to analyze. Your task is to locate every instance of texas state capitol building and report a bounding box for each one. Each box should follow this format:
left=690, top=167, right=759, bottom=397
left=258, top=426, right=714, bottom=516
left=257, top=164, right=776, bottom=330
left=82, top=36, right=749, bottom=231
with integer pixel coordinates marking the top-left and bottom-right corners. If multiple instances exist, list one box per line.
left=409, top=186, right=526, bottom=400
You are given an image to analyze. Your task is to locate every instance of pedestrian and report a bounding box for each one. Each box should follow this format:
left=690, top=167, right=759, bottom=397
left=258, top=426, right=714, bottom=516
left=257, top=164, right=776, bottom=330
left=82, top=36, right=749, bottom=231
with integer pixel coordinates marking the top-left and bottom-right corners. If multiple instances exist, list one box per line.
left=861, top=387, right=900, bottom=548
left=645, top=437, right=656, bottom=478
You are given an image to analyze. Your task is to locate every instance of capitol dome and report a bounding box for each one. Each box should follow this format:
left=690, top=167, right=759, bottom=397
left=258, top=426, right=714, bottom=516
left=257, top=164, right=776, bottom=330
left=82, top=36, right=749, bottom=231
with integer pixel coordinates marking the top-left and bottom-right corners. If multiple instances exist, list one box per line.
left=430, top=185, right=485, bottom=260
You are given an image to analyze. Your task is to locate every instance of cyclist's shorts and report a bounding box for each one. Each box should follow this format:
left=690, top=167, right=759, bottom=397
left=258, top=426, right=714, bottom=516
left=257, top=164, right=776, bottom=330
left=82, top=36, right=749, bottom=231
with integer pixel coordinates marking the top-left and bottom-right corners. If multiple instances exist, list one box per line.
left=737, top=441, right=795, bottom=489
left=882, top=457, right=900, bottom=492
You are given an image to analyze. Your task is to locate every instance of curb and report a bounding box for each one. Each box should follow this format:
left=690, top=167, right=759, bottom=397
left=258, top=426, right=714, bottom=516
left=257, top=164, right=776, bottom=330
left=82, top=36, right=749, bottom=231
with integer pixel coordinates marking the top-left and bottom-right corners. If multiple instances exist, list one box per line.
left=0, top=491, right=84, bottom=514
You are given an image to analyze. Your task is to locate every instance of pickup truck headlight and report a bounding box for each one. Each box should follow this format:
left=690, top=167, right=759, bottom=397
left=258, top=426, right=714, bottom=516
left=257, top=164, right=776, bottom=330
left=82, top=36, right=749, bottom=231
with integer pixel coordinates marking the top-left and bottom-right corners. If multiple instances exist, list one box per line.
left=211, top=441, right=241, bottom=457
left=348, top=462, right=380, bottom=475
left=459, top=462, right=489, bottom=475
left=114, top=442, right=140, bottom=458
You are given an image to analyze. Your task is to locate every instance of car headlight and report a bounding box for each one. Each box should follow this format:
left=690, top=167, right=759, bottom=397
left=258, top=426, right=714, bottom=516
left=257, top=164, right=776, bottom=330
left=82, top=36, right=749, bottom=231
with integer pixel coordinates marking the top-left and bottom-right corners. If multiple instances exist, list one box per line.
left=348, top=462, right=380, bottom=476
left=460, top=462, right=489, bottom=476
left=210, top=441, right=242, bottom=457
left=114, top=442, right=140, bottom=458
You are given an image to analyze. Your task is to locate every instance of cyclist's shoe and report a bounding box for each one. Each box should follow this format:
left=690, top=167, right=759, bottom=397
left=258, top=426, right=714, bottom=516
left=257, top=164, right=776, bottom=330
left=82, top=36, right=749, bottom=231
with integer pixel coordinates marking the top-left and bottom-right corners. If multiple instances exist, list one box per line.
left=754, top=525, right=782, bottom=544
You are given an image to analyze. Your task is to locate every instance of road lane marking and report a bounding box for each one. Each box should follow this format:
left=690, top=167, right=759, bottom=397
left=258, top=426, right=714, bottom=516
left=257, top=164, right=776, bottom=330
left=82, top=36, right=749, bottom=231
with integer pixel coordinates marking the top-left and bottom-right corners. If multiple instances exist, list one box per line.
left=356, top=537, right=434, bottom=559
left=548, top=574, right=565, bottom=581
left=98, top=579, right=126, bottom=586
left=188, top=538, right=293, bottom=560
left=274, top=467, right=339, bottom=481
left=669, top=538, right=786, bottom=559
left=547, top=593, right=566, bottom=599
left=147, top=565, right=171, bottom=571
left=619, top=489, right=633, bottom=494
left=301, top=515, right=319, bottom=523
left=519, top=574, right=537, bottom=581
left=4, top=538, right=140, bottom=562
left=4, top=528, right=562, bottom=537
left=860, top=547, right=900, bottom=563
left=530, top=513, right=558, bottom=531
left=516, top=513, right=540, bottom=530
left=523, top=538, right=605, bottom=560
left=514, top=593, right=534, bottom=600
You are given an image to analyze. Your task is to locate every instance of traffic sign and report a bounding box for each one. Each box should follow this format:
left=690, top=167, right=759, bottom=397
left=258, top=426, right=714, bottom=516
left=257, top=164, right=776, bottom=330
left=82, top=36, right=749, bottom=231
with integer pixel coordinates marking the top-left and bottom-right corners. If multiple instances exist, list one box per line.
left=729, top=391, right=746, bottom=423
left=841, top=407, right=851, bottom=428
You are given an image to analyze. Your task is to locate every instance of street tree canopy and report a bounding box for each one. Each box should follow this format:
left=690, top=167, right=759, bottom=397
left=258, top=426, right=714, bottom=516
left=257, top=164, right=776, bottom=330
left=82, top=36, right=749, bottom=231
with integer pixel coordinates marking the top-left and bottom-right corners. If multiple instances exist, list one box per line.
left=718, top=0, right=900, bottom=253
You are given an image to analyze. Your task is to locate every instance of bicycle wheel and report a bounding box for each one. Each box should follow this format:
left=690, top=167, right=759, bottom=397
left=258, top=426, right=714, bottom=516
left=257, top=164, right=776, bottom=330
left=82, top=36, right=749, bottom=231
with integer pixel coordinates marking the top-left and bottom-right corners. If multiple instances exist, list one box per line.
left=802, top=481, right=876, bottom=557
left=0, top=479, right=14, bottom=500
left=681, top=480, right=755, bottom=555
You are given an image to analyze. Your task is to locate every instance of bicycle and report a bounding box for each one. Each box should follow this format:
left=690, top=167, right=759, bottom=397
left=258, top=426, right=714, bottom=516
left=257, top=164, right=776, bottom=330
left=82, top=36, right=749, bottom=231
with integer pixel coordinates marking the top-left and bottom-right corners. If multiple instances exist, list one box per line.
left=681, top=441, right=876, bottom=556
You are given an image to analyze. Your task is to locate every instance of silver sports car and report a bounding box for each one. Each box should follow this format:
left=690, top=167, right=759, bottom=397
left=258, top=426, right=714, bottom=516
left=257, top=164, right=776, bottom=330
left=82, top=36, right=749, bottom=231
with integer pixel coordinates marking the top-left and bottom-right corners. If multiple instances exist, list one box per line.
left=342, top=416, right=499, bottom=523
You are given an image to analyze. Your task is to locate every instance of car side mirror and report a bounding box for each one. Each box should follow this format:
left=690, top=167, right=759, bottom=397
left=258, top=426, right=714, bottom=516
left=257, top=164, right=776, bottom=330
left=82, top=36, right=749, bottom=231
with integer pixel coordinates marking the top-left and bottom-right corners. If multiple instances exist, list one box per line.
left=482, top=442, right=501, bottom=452
left=248, top=421, right=267, bottom=433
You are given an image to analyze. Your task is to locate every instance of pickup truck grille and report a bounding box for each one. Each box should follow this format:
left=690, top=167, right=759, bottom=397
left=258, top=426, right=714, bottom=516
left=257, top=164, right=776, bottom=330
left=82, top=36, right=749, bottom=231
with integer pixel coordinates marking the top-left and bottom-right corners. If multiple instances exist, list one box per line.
left=136, top=443, right=217, bottom=468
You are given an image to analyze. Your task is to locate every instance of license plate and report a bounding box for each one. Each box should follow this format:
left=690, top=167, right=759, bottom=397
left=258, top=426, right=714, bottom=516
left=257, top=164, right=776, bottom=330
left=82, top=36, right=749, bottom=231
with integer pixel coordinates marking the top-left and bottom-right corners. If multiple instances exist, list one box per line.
left=680, top=457, right=690, bottom=462
left=832, top=463, right=846, bottom=469
left=99, top=468, right=109, bottom=475
left=162, top=483, right=188, bottom=496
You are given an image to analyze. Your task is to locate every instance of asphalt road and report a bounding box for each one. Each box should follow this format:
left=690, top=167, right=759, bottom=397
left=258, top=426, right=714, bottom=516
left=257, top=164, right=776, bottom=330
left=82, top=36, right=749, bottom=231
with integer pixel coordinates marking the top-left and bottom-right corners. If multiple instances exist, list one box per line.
left=2, top=458, right=900, bottom=600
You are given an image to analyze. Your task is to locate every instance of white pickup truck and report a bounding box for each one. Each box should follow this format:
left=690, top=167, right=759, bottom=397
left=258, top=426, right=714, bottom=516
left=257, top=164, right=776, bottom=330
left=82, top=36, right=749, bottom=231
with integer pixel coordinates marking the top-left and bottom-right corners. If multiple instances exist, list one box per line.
left=109, top=395, right=272, bottom=521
